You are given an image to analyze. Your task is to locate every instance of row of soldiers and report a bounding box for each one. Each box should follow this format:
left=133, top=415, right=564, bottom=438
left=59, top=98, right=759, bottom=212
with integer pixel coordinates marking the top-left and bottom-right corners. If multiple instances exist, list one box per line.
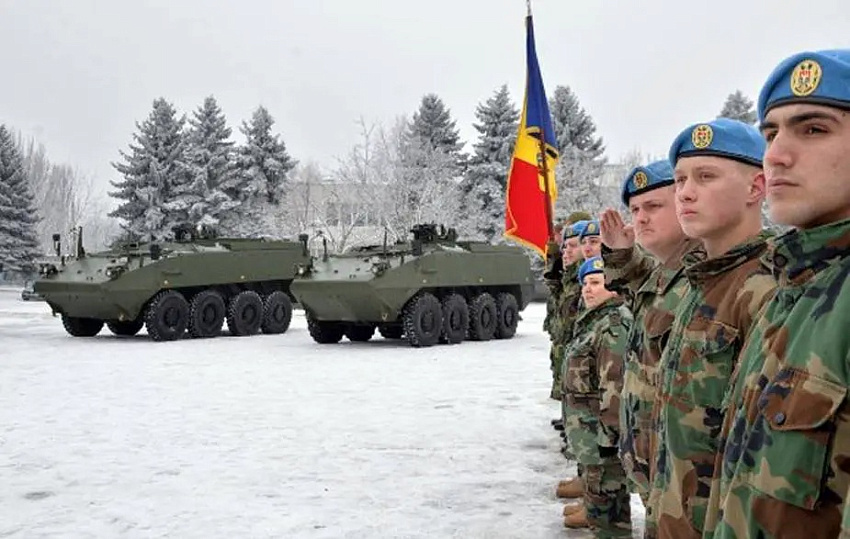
left=541, top=48, right=850, bottom=538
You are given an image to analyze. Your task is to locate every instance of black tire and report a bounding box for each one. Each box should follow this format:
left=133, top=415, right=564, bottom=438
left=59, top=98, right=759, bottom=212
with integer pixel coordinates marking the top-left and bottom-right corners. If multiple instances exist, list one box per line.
left=106, top=319, right=144, bottom=337
left=262, top=291, right=293, bottom=334
left=226, top=290, right=264, bottom=336
left=440, top=293, right=468, bottom=344
left=345, top=324, right=375, bottom=342
left=62, top=315, right=103, bottom=337
left=144, top=290, right=190, bottom=342
left=468, top=292, right=497, bottom=341
left=188, top=289, right=226, bottom=338
left=307, top=315, right=344, bottom=344
left=402, top=292, right=443, bottom=348
left=495, top=292, right=520, bottom=339
left=378, top=325, right=403, bottom=339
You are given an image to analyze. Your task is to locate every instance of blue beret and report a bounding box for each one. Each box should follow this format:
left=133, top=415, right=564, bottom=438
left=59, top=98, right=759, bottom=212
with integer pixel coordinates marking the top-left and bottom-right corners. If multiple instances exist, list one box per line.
left=621, top=159, right=674, bottom=206
left=579, top=219, right=600, bottom=239
left=562, top=219, right=588, bottom=242
left=758, top=49, right=850, bottom=122
left=668, top=117, right=765, bottom=168
left=578, top=256, right=605, bottom=283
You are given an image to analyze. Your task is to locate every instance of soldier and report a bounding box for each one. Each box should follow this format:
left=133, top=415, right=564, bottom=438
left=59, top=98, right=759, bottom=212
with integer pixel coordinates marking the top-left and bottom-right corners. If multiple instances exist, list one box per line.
left=553, top=219, right=593, bottom=504
left=545, top=212, right=591, bottom=409
left=715, top=49, right=850, bottom=539
left=646, top=117, right=777, bottom=539
left=599, top=159, right=701, bottom=532
left=561, top=256, right=633, bottom=535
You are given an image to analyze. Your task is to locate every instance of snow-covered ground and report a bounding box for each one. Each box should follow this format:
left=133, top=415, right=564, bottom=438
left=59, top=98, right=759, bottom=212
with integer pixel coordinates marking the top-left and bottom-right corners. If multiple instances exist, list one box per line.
left=0, top=286, right=644, bottom=538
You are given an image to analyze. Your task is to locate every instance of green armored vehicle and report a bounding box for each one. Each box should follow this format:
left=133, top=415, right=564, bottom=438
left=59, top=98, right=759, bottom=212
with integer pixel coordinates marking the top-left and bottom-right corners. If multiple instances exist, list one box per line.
left=34, top=225, right=310, bottom=342
left=290, top=223, right=536, bottom=348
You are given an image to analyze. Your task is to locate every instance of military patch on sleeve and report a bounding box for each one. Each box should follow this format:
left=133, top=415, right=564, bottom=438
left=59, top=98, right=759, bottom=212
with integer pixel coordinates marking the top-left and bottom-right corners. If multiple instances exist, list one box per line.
left=592, top=258, right=604, bottom=270
left=691, top=124, right=713, bottom=149
left=633, top=171, right=648, bottom=189
left=790, top=59, right=822, bottom=97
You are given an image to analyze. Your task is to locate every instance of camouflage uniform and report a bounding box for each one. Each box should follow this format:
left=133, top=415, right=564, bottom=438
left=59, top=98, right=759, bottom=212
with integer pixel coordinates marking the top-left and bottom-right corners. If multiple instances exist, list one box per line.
left=843, top=483, right=850, bottom=539
left=546, top=261, right=582, bottom=401
left=603, top=239, right=700, bottom=511
left=563, top=294, right=633, bottom=537
left=714, top=220, right=850, bottom=538
left=647, top=233, right=777, bottom=539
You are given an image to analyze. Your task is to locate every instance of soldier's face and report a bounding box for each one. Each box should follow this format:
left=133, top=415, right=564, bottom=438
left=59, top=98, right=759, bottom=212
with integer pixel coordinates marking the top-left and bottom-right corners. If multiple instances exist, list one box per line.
left=580, top=236, right=602, bottom=259
left=581, top=274, right=615, bottom=309
left=674, top=156, right=765, bottom=241
left=629, top=185, right=685, bottom=256
left=562, top=237, right=581, bottom=265
left=761, top=104, right=850, bottom=229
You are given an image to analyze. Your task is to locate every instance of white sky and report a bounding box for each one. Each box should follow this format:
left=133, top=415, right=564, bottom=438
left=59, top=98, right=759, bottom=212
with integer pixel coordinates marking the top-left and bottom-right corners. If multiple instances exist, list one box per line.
left=1, top=0, right=847, bottom=196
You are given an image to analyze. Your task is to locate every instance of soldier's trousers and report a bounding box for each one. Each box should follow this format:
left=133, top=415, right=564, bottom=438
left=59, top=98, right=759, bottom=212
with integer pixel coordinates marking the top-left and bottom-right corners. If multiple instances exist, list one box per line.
left=564, top=404, right=631, bottom=538
left=550, top=341, right=565, bottom=401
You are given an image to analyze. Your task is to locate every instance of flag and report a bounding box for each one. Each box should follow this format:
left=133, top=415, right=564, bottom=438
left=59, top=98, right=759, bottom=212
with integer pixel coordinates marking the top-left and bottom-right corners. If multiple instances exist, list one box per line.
left=504, top=13, right=559, bottom=257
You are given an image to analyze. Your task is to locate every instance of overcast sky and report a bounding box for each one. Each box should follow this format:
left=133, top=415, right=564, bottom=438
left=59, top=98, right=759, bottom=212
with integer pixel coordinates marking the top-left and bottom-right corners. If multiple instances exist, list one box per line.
left=1, top=0, right=848, bottom=197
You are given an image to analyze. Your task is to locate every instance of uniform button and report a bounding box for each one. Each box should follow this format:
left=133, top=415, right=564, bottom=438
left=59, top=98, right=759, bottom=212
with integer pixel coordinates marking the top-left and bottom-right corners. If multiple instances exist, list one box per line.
left=774, top=412, right=786, bottom=425
left=773, top=254, right=788, bottom=268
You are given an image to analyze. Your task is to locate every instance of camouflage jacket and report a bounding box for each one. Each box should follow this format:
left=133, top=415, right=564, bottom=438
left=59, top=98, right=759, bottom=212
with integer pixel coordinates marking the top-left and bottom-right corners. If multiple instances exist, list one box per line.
left=647, top=232, right=777, bottom=539
left=550, top=262, right=583, bottom=344
left=843, top=483, right=850, bottom=539
left=563, top=295, right=633, bottom=448
left=604, top=238, right=701, bottom=497
left=715, top=219, right=850, bottom=539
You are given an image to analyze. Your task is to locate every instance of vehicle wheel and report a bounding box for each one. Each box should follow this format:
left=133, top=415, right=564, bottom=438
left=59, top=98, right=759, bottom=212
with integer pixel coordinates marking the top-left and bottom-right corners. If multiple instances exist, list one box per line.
left=345, top=324, right=375, bottom=342
left=144, top=290, right=190, bottom=342
left=307, top=315, right=344, bottom=344
left=262, top=291, right=293, bottom=334
left=402, top=292, right=443, bottom=348
left=188, top=289, right=226, bottom=338
left=226, top=290, right=264, bottom=336
left=62, top=315, right=104, bottom=337
left=378, top=325, right=403, bottom=339
left=495, top=292, right=520, bottom=339
left=468, top=292, right=497, bottom=341
left=106, top=319, right=144, bottom=337
left=440, top=293, right=468, bottom=344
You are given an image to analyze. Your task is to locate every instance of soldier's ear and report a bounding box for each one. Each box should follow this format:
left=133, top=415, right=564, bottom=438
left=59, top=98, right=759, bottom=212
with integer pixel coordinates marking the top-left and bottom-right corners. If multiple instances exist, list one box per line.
left=747, top=169, right=766, bottom=206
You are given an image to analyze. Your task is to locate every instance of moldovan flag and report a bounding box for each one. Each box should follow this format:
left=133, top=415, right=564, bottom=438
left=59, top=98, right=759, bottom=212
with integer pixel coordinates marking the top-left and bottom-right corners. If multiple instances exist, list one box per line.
left=504, top=13, right=559, bottom=257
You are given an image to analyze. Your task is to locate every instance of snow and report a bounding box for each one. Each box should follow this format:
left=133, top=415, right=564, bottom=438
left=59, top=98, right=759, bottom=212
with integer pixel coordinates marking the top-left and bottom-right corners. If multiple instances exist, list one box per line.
left=0, top=287, right=644, bottom=538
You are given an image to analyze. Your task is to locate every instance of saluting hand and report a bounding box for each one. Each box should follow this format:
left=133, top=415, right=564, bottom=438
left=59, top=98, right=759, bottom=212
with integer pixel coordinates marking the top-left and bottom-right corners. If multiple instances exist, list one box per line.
left=600, top=208, right=635, bottom=250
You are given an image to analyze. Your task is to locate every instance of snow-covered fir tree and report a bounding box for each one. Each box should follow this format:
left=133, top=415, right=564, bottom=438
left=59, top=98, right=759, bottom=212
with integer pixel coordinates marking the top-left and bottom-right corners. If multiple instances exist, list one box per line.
left=718, top=89, right=757, bottom=125
left=462, top=84, right=520, bottom=241
left=226, top=105, right=296, bottom=237
left=548, top=85, right=608, bottom=215
left=180, top=95, right=239, bottom=229
left=108, top=98, right=191, bottom=240
left=0, top=125, right=41, bottom=275
left=406, top=93, right=467, bottom=172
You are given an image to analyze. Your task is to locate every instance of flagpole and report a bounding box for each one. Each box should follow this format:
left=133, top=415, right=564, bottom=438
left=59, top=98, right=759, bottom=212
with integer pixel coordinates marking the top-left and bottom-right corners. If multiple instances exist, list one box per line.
left=527, top=1, right=555, bottom=243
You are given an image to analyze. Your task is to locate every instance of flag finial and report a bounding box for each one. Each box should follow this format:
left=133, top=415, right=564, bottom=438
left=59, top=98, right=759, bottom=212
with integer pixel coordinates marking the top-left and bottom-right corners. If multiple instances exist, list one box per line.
left=526, top=0, right=532, bottom=16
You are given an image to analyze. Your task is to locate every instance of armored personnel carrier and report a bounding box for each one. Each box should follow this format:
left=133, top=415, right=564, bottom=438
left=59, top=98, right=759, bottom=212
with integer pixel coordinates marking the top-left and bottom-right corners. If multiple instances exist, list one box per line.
left=289, top=223, right=536, bottom=348
left=34, top=225, right=310, bottom=342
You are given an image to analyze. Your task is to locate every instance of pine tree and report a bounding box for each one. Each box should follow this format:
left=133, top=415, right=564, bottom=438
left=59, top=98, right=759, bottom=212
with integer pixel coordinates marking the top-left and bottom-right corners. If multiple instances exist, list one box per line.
left=718, top=90, right=757, bottom=125
left=407, top=93, right=467, bottom=171
left=108, top=98, right=190, bottom=240
left=0, top=125, right=41, bottom=275
left=547, top=85, right=608, bottom=215
left=462, top=84, right=520, bottom=240
left=226, top=105, right=296, bottom=236
left=181, top=95, right=239, bottom=228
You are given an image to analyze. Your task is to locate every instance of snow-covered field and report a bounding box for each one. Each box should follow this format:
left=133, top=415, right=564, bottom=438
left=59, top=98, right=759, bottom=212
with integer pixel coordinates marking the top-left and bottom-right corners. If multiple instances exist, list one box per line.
left=0, top=286, right=644, bottom=538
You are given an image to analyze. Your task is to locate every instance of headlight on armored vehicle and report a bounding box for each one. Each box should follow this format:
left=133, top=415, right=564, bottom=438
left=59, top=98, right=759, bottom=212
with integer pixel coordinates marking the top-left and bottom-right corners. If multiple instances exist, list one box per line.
left=296, top=264, right=310, bottom=276
left=105, top=265, right=127, bottom=279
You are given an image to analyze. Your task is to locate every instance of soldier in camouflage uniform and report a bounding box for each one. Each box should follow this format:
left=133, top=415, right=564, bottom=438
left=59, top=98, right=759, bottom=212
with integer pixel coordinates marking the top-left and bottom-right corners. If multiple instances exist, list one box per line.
left=646, top=118, right=778, bottom=539
left=553, top=219, right=595, bottom=503
left=561, top=256, right=633, bottom=535
left=545, top=212, right=591, bottom=407
left=715, top=49, right=850, bottom=539
left=599, top=159, right=701, bottom=530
